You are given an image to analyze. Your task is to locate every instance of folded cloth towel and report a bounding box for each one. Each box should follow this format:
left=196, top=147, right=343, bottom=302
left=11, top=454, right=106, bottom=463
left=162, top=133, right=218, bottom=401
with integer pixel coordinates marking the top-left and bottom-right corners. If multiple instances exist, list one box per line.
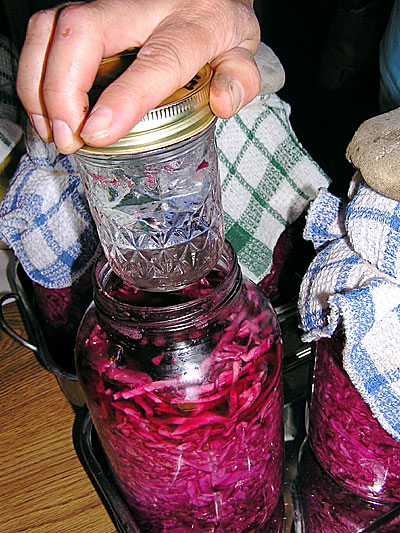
left=299, top=173, right=400, bottom=440
left=0, top=123, right=99, bottom=288
left=217, top=91, right=329, bottom=283
left=0, top=33, right=98, bottom=285
left=0, top=41, right=329, bottom=289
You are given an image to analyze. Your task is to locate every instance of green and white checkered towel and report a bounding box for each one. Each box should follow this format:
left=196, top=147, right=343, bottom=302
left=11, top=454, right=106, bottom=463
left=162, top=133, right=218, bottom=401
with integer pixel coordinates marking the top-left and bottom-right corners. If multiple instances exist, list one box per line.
left=216, top=93, right=330, bottom=283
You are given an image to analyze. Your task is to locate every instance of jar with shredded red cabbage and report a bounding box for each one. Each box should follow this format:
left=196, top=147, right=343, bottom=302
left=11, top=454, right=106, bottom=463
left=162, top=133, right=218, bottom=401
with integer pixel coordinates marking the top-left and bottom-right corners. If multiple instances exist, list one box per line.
left=75, top=242, right=284, bottom=532
left=32, top=268, right=93, bottom=374
left=308, top=331, right=400, bottom=502
left=293, top=438, right=400, bottom=532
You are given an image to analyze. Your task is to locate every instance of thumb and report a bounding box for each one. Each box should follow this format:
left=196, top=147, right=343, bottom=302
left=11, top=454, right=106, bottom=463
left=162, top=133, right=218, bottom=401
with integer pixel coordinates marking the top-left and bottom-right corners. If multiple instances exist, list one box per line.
left=209, top=47, right=261, bottom=118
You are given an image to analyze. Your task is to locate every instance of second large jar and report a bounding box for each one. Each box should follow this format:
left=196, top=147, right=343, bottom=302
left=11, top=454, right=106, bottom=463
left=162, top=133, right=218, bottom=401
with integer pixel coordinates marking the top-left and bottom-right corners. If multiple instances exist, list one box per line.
left=75, top=242, right=284, bottom=532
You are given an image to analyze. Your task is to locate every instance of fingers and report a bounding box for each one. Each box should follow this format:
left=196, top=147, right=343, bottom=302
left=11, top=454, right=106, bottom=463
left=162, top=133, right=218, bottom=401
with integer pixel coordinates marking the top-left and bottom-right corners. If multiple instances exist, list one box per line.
left=17, top=0, right=261, bottom=154
left=16, top=8, right=58, bottom=142
left=17, top=1, right=154, bottom=153
left=81, top=2, right=260, bottom=147
left=80, top=4, right=261, bottom=147
left=39, top=4, right=112, bottom=153
left=79, top=16, right=221, bottom=147
left=209, top=47, right=261, bottom=119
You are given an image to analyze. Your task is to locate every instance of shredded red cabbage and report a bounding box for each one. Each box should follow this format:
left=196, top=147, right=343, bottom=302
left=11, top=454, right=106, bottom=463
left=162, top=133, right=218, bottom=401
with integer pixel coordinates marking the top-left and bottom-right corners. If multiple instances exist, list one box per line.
left=107, top=270, right=225, bottom=307
left=32, top=269, right=92, bottom=372
left=76, top=276, right=283, bottom=531
left=294, top=439, right=400, bottom=532
left=257, top=227, right=293, bottom=299
left=308, top=333, right=400, bottom=502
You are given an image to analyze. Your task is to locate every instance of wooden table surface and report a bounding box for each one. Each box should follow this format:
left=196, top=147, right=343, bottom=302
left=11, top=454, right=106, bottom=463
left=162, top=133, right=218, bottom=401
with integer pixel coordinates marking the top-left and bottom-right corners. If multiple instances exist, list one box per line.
left=0, top=301, right=116, bottom=533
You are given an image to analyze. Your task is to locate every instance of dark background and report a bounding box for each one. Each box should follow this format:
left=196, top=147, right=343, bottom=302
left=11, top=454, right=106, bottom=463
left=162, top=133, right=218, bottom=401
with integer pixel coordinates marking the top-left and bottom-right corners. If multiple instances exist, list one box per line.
left=255, top=0, right=395, bottom=197
left=1, top=0, right=396, bottom=198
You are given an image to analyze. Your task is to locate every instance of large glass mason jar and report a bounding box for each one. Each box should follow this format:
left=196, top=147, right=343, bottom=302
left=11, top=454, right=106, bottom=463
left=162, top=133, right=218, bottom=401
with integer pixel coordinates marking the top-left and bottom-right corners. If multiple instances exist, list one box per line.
left=308, top=331, right=400, bottom=502
left=293, top=439, right=400, bottom=533
left=75, top=242, right=284, bottom=532
left=75, top=59, right=224, bottom=292
left=31, top=268, right=93, bottom=374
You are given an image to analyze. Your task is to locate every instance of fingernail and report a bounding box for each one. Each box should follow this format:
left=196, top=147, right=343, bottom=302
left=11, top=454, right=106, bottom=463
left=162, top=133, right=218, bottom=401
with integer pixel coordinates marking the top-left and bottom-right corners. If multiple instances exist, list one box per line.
left=81, top=106, right=113, bottom=140
left=50, top=119, right=74, bottom=151
left=30, top=114, right=52, bottom=141
left=229, top=81, right=244, bottom=115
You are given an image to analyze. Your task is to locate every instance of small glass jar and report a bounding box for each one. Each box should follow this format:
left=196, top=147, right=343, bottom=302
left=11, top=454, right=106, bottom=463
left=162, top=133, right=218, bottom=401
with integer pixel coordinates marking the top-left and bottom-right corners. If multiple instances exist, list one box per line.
left=308, top=331, right=400, bottom=502
left=293, top=439, right=400, bottom=533
left=75, top=59, right=224, bottom=292
left=75, top=241, right=284, bottom=532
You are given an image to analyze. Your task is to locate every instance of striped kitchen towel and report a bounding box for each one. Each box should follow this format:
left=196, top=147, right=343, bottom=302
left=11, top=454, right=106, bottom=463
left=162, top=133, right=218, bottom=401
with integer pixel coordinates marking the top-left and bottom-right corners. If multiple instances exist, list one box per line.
left=0, top=93, right=329, bottom=288
left=299, top=174, right=400, bottom=440
left=216, top=92, right=329, bottom=283
left=0, top=123, right=99, bottom=288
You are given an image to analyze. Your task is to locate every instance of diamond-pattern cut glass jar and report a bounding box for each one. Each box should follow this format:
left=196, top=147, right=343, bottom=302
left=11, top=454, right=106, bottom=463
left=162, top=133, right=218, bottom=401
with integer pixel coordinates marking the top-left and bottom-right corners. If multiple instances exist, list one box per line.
left=75, top=59, right=224, bottom=291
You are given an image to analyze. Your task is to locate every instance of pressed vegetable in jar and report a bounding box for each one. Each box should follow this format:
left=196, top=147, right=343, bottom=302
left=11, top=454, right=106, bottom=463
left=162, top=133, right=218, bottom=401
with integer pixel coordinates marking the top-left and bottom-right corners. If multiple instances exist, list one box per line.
left=75, top=243, right=284, bottom=532
left=308, top=332, right=400, bottom=502
left=294, top=439, right=400, bottom=533
left=32, top=268, right=93, bottom=373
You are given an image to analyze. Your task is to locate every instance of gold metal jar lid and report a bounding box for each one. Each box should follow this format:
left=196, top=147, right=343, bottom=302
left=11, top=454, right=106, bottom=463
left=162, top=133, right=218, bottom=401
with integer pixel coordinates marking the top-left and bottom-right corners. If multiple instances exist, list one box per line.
left=79, top=49, right=215, bottom=155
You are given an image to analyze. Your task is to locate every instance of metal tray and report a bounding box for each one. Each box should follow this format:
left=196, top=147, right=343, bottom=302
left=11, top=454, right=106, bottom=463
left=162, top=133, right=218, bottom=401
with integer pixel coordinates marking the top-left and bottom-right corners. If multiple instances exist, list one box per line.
left=1, top=254, right=312, bottom=531
left=3, top=259, right=400, bottom=532
left=75, top=409, right=400, bottom=533
left=73, top=411, right=141, bottom=533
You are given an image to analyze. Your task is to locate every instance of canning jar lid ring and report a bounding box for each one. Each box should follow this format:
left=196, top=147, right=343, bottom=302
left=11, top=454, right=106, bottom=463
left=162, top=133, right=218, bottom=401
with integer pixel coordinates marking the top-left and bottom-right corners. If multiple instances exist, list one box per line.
left=78, top=51, right=215, bottom=156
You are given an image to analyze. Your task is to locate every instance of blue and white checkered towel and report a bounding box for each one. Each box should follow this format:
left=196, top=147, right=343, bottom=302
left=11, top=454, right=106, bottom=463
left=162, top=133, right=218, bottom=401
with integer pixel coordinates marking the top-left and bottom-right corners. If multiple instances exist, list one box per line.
left=0, top=123, right=99, bottom=288
left=299, top=173, right=400, bottom=440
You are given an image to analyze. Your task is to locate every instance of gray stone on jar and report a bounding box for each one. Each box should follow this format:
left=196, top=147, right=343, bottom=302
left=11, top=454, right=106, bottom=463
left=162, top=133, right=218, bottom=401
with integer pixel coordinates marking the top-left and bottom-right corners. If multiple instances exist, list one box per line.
left=346, top=107, right=400, bottom=202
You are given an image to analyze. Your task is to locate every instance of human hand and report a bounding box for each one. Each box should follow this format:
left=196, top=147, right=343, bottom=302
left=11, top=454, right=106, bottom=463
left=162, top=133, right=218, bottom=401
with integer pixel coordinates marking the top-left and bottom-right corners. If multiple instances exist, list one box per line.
left=17, top=0, right=261, bottom=154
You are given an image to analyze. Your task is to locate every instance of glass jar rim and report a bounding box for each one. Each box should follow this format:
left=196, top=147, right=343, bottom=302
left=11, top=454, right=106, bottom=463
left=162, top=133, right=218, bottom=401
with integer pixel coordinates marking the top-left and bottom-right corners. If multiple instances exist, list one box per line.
left=74, top=119, right=217, bottom=164
left=93, top=240, right=242, bottom=329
